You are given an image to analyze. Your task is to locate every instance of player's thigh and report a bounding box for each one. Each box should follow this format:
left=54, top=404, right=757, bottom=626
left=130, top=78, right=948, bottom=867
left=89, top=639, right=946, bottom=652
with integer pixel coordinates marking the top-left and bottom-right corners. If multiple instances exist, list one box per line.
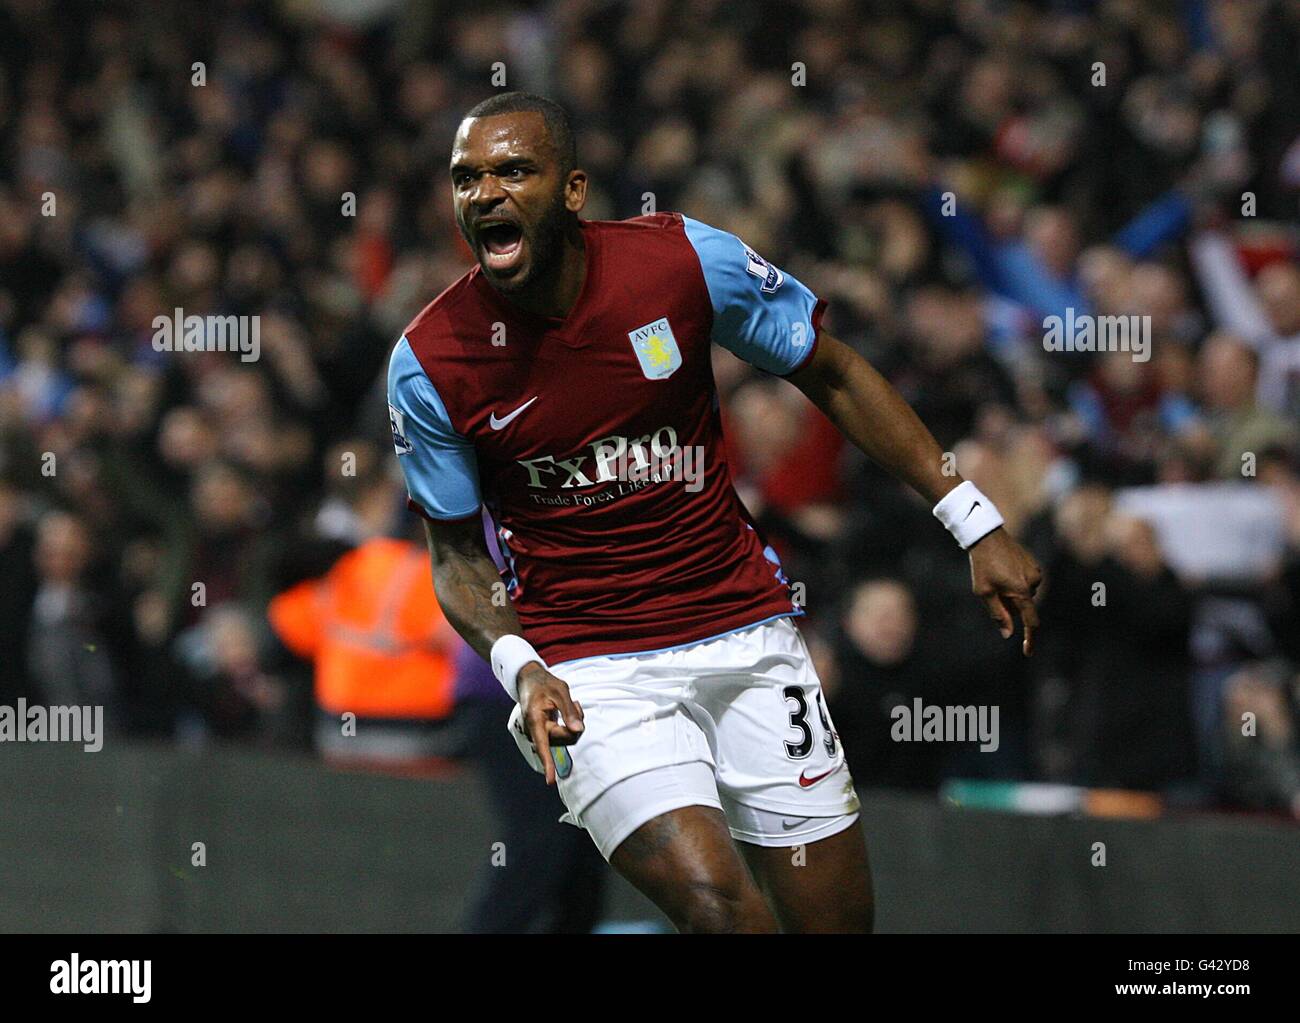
left=736, top=814, right=874, bottom=934
left=608, top=800, right=777, bottom=934
left=545, top=663, right=776, bottom=932
left=580, top=760, right=775, bottom=933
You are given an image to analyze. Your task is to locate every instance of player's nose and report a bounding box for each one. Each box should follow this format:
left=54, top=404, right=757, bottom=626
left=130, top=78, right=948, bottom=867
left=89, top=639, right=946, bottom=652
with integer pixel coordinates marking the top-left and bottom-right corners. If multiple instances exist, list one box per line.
left=468, top=174, right=508, bottom=209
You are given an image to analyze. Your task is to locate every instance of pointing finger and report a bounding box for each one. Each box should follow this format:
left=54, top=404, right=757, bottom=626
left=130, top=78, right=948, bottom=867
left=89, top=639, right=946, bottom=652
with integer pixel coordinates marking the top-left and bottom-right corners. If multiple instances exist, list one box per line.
left=983, top=592, right=1013, bottom=639
left=553, top=685, right=585, bottom=733
left=527, top=711, right=556, bottom=785
left=1015, top=595, right=1039, bottom=656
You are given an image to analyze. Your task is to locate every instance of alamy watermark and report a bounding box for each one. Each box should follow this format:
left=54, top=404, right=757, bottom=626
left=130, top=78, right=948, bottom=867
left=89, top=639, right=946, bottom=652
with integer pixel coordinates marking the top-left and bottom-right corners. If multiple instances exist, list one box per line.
left=50, top=955, right=150, bottom=1003
left=0, top=699, right=103, bottom=752
left=1043, top=308, right=1151, bottom=363
left=890, top=699, right=999, bottom=752
left=152, top=308, right=260, bottom=362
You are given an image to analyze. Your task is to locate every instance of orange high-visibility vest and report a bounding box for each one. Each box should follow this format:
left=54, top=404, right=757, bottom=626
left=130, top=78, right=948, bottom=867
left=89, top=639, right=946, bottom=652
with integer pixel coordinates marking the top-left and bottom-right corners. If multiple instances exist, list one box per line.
left=268, top=539, right=454, bottom=719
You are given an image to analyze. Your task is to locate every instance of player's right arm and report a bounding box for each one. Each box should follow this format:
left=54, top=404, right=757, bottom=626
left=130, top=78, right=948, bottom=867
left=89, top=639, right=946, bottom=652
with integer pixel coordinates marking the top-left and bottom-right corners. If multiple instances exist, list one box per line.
left=423, top=515, right=583, bottom=782
left=389, top=337, right=582, bottom=782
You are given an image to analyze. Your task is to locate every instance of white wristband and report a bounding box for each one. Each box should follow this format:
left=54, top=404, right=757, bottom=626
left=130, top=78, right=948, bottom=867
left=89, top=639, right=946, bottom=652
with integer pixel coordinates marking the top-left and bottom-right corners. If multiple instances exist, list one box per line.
left=933, top=481, right=1004, bottom=550
left=490, top=634, right=545, bottom=702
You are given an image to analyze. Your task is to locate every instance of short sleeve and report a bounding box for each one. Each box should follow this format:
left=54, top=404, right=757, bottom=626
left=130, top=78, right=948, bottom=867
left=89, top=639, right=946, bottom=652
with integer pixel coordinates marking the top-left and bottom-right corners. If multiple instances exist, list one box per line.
left=682, top=215, right=826, bottom=376
left=387, top=336, right=482, bottom=520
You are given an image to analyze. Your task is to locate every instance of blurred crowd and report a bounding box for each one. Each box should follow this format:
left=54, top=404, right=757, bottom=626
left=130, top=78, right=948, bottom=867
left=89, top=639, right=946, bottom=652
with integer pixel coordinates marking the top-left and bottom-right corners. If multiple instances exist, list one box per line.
left=1, top=0, right=1298, bottom=819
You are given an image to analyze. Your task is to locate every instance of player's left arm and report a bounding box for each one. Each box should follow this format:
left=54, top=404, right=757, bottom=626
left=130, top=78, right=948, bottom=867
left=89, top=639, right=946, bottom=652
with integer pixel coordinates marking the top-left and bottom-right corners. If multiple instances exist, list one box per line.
left=787, top=331, right=1042, bottom=655
left=682, top=216, right=1041, bottom=652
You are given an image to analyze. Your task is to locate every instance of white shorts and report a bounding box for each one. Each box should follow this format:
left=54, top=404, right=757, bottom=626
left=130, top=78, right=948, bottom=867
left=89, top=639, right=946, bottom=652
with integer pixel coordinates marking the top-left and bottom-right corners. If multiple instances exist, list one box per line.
left=548, top=616, right=860, bottom=860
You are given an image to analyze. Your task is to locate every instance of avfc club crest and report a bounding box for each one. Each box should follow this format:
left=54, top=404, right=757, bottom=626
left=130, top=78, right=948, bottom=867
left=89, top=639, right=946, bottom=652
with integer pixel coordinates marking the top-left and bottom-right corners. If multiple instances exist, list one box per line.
left=628, top=317, right=682, bottom=380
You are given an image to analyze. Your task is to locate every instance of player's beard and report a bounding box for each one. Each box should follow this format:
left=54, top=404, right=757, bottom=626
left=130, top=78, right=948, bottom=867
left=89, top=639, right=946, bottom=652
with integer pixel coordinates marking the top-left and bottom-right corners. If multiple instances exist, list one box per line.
left=479, top=187, right=569, bottom=295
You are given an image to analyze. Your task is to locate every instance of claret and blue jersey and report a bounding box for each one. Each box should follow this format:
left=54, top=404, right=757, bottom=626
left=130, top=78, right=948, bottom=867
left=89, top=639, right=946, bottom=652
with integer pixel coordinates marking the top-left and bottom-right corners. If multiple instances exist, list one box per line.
left=387, top=212, right=827, bottom=664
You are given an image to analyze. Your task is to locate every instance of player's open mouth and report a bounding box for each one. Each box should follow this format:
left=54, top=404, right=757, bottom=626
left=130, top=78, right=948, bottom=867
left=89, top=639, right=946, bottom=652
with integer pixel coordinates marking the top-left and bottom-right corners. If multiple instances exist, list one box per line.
left=478, top=222, right=525, bottom=273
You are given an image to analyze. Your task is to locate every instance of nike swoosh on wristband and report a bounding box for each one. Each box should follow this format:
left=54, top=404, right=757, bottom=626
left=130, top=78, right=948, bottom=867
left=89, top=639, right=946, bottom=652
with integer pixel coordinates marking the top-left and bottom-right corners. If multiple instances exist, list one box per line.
left=798, top=766, right=838, bottom=788
left=489, top=396, right=539, bottom=430
left=963, top=501, right=982, bottom=521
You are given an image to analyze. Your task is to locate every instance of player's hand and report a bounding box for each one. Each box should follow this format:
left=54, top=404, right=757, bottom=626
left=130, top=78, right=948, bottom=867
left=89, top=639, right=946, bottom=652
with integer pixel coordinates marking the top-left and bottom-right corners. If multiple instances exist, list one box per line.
left=968, top=528, right=1043, bottom=656
left=518, top=662, right=585, bottom=785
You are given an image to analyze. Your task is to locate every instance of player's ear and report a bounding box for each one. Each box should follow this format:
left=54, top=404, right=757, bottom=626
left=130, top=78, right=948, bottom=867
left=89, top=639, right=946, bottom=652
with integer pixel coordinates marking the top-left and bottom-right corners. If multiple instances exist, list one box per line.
left=564, top=168, right=588, bottom=213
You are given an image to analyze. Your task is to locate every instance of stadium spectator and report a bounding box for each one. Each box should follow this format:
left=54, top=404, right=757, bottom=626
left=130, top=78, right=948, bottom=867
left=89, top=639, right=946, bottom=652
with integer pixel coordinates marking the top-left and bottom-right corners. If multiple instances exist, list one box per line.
left=1035, top=492, right=1198, bottom=789
left=829, top=578, right=941, bottom=790
left=173, top=602, right=301, bottom=747
left=1220, top=660, right=1300, bottom=819
left=1196, top=331, right=1298, bottom=478
left=268, top=531, right=462, bottom=767
left=27, top=511, right=124, bottom=728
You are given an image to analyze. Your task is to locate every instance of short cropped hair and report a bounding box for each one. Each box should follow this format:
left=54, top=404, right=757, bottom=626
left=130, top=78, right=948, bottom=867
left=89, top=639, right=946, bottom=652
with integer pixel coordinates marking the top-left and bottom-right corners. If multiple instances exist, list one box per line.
left=463, top=92, right=576, bottom=174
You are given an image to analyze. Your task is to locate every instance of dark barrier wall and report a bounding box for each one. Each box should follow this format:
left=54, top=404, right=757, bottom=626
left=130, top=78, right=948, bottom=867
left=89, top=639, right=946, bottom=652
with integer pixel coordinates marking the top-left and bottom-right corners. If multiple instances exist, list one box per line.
left=1, top=745, right=1296, bottom=933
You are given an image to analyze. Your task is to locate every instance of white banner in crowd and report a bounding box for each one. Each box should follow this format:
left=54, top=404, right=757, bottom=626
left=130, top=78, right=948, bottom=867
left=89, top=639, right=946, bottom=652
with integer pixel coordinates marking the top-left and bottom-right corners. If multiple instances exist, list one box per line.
left=1114, top=483, right=1288, bottom=584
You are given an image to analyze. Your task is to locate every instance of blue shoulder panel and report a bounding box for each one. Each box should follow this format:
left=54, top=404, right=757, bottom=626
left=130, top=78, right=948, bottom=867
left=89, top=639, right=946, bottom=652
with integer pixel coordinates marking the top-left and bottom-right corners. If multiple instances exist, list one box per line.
left=387, top=336, right=482, bottom=520
left=682, top=215, right=821, bottom=376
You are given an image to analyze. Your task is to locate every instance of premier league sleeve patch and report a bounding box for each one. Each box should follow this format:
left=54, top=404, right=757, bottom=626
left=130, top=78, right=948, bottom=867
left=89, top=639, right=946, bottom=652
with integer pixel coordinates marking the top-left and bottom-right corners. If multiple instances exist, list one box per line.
left=628, top=317, right=682, bottom=380
left=744, top=245, right=786, bottom=293
left=388, top=403, right=414, bottom=455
